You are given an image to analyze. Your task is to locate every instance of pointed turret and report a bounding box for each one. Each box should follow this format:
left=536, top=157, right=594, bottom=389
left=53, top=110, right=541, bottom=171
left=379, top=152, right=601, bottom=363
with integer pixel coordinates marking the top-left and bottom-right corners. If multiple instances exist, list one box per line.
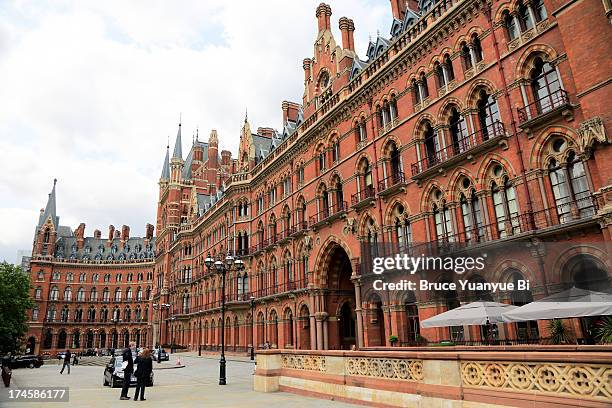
left=172, top=122, right=183, bottom=160
left=160, top=145, right=170, bottom=180
left=38, top=179, right=58, bottom=229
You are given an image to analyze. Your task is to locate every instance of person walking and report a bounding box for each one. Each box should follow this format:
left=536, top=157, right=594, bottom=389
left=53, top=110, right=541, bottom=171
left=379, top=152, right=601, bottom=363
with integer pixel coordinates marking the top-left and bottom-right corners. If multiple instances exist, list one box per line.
left=119, top=342, right=135, bottom=400
left=59, top=350, right=71, bottom=374
left=133, top=348, right=153, bottom=401
left=1, top=354, right=12, bottom=387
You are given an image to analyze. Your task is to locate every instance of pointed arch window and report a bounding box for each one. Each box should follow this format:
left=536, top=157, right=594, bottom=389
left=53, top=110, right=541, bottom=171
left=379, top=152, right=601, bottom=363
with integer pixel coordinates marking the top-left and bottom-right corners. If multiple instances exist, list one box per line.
left=548, top=147, right=593, bottom=222
left=531, top=58, right=562, bottom=114
left=103, top=287, right=110, bottom=302
left=423, top=123, right=439, bottom=167
left=63, top=287, right=72, bottom=301
left=449, top=108, right=470, bottom=154
left=476, top=90, right=501, bottom=140
left=433, top=203, right=454, bottom=242
left=77, top=287, right=85, bottom=301
left=394, top=205, right=412, bottom=253
left=460, top=189, right=484, bottom=243
left=492, top=177, right=520, bottom=238
left=90, top=287, right=97, bottom=301
left=389, top=143, right=402, bottom=181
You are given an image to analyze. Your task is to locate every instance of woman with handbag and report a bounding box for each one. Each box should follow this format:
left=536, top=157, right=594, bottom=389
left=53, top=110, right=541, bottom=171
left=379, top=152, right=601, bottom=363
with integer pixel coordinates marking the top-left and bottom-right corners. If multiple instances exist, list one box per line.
left=133, top=348, right=153, bottom=401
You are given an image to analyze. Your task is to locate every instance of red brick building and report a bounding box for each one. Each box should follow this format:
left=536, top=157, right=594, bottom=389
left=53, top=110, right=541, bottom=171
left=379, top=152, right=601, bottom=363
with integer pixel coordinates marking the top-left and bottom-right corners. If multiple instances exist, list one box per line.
left=154, top=0, right=611, bottom=352
left=25, top=180, right=156, bottom=355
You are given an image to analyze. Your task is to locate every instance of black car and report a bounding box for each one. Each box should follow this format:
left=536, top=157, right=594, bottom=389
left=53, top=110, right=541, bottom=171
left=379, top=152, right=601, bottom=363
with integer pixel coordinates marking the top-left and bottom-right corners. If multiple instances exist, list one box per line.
left=103, top=356, right=153, bottom=388
left=11, top=355, right=44, bottom=369
left=152, top=348, right=169, bottom=361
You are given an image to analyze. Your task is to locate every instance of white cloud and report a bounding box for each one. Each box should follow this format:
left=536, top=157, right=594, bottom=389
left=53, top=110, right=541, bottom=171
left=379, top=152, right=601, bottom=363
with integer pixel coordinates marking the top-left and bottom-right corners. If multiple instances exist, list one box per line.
left=0, top=0, right=390, bottom=263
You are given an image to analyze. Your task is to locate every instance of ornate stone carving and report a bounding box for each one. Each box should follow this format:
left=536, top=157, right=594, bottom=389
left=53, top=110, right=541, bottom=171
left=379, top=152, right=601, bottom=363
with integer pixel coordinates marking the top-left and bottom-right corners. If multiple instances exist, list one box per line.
left=343, top=217, right=357, bottom=235
left=461, top=361, right=612, bottom=401
left=578, top=117, right=608, bottom=157
left=346, top=357, right=424, bottom=381
left=282, top=354, right=326, bottom=372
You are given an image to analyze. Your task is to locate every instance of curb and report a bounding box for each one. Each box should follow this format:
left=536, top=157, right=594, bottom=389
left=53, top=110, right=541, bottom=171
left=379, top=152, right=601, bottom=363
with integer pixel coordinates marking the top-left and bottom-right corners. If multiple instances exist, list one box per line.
left=153, top=364, right=186, bottom=370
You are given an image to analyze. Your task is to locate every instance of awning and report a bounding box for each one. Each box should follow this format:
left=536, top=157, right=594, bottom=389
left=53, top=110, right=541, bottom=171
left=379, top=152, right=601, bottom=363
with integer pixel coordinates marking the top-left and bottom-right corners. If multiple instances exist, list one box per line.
left=502, top=287, right=612, bottom=322
left=420, top=301, right=517, bottom=328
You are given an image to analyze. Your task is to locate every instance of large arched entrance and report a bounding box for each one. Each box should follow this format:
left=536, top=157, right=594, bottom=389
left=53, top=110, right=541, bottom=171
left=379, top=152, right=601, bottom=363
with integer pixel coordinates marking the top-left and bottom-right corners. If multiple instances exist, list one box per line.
left=320, top=243, right=356, bottom=350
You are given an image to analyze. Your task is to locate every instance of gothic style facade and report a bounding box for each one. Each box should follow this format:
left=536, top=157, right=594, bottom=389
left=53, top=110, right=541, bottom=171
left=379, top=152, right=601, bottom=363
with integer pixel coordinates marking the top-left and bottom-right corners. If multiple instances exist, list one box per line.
left=153, top=0, right=612, bottom=352
left=25, top=180, right=156, bottom=355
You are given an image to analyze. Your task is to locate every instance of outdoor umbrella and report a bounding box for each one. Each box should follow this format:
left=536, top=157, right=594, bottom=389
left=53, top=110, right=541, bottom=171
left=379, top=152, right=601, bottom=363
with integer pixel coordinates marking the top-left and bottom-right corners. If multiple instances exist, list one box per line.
left=502, top=287, right=612, bottom=322
left=420, top=301, right=518, bottom=328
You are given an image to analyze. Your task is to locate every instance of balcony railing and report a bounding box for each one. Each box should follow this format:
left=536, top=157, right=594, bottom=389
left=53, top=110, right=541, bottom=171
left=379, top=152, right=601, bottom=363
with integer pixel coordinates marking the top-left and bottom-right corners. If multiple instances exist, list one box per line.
left=351, top=185, right=376, bottom=207
left=517, top=89, right=570, bottom=124
left=291, top=220, right=309, bottom=235
left=309, top=201, right=347, bottom=226
left=252, top=278, right=309, bottom=298
left=378, top=171, right=406, bottom=193
left=411, top=121, right=505, bottom=176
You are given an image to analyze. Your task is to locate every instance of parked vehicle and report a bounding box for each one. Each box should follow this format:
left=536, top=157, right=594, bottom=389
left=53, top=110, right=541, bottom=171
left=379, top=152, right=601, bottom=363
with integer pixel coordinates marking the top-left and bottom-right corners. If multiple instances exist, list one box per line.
left=10, top=355, right=44, bottom=369
left=83, top=349, right=97, bottom=356
left=103, top=356, right=153, bottom=388
left=152, top=348, right=169, bottom=361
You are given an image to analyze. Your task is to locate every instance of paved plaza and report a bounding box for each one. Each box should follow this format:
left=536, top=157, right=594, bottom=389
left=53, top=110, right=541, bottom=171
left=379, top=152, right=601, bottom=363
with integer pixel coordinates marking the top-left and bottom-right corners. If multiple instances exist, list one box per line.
left=0, top=353, right=359, bottom=408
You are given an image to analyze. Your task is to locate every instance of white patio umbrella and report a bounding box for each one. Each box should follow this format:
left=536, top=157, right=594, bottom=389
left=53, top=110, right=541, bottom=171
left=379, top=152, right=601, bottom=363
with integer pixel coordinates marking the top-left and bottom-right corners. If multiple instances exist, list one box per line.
left=502, top=287, right=612, bottom=322
left=420, top=301, right=518, bottom=328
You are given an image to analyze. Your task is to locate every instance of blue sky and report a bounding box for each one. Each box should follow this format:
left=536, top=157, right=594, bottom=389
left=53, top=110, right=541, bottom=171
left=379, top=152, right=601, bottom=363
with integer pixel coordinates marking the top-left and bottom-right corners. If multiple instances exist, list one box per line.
left=0, top=0, right=390, bottom=263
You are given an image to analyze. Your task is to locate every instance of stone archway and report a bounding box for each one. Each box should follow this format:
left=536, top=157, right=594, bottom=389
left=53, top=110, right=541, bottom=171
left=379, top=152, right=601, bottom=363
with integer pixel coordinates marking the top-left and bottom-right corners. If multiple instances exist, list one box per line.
left=318, top=243, right=356, bottom=350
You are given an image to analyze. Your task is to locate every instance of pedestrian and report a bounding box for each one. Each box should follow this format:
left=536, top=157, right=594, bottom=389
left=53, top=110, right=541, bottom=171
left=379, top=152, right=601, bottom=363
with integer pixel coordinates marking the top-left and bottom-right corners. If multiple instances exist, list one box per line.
left=1, top=354, right=12, bottom=387
left=133, top=348, right=153, bottom=401
left=59, top=350, right=71, bottom=374
left=119, top=342, right=135, bottom=400
left=72, top=353, right=78, bottom=365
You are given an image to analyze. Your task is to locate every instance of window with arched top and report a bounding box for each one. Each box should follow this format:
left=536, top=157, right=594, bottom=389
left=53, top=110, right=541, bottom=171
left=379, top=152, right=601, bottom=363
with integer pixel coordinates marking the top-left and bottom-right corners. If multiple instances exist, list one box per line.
left=459, top=183, right=484, bottom=243
left=461, top=42, right=472, bottom=70
left=114, top=288, right=122, bottom=302
left=530, top=57, right=562, bottom=114
left=476, top=90, right=501, bottom=140
left=548, top=142, right=594, bottom=222
left=77, top=287, right=85, bottom=301
left=423, top=122, right=439, bottom=168
left=90, top=287, right=97, bottom=301
left=449, top=107, right=470, bottom=154
left=35, top=287, right=42, bottom=299
left=503, top=11, right=519, bottom=40
left=491, top=168, right=520, bottom=238
left=63, top=286, right=72, bottom=301
left=432, top=189, right=454, bottom=242
left=393, top=204, right=412, bottom=253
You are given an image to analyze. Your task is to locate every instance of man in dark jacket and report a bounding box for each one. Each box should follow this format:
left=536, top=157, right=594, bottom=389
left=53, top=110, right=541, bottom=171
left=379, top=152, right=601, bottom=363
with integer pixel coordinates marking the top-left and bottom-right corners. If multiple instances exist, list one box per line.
left=119, top=342, right=135, bottom=400
left=59, top=350, right=71, bottom=374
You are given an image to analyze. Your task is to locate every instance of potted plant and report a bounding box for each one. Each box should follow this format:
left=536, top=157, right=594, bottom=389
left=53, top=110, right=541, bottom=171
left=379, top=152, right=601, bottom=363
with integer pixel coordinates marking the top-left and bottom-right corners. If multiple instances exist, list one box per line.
left=595, top=316, right=612, bottom=344
left=389, top=335, right=398, bottom=346
left=548, top=319, right=575, bottom=344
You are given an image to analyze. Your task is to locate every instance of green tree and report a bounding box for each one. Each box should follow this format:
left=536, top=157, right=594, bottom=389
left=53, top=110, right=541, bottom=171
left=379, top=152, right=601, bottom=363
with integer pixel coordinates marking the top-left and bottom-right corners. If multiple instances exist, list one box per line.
left=0, top=262, right=35, bottom=355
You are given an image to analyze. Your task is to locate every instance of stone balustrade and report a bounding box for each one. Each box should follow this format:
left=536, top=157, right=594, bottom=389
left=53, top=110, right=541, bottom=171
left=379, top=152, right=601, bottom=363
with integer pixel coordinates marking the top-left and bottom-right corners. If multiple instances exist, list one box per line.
left=254, top=347, right=612, bottom=407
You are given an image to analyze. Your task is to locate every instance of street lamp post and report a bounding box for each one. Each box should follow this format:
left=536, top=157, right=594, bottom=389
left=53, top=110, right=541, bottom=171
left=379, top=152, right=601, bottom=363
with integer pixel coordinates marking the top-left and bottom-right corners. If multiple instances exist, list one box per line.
left=153, top=303, right=170, bottom=363
left=205, top=252, right=244, bottom=385
left=249, top=296, right=255, bottom=360
left=111, top=317, right=122, bottom=350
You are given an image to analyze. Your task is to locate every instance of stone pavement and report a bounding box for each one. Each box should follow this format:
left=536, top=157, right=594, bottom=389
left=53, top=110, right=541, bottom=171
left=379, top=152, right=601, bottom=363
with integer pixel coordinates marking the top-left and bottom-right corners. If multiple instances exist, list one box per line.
left=0, top=353, right=360, bottom=408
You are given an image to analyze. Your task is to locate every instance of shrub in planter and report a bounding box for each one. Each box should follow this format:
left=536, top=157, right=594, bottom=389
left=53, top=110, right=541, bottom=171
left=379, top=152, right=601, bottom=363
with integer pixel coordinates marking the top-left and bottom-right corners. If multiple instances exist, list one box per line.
left=548, top=319, right=575, bottom=344
left=389, top=335, right=398, bottom=345
left=595, top=316, right=612, bottom=344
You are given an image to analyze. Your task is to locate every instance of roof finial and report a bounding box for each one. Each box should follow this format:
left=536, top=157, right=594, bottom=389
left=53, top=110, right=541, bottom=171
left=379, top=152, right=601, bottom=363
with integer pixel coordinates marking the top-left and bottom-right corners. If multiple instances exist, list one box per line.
left=179, top=112, right=182, bottom=126
left=196, top=126, right=199, bottom=141
left=244, top=107, right=248, bottom=123
left=377, top=29, right=380, bottom=37
left=167, top=135, right=169, bottom=149
left=53, top=178, right=57, bottom=187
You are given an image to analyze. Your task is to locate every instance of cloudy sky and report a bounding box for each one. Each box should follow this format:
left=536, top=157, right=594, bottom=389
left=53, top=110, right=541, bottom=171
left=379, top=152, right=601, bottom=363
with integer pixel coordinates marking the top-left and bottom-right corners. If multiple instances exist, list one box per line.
left=0, top=0, right=390, bottom=263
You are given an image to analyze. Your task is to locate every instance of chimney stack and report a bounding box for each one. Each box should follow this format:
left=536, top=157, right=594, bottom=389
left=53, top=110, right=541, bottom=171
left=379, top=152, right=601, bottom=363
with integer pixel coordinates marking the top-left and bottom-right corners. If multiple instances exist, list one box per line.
left=75, top=223, right=86, bottom=250
left=390, top=0, right=406, bottom=20
left=316, top=3, right=332, bottom=32
left=108, top=225, right=115, bottom=242
left=121, top=225, right=130, bottom=242
left=339, top=17, right=355, bottom=51
left=146, top=223, right=154, bottom=240
left=94, top=229, right=101, bottom=239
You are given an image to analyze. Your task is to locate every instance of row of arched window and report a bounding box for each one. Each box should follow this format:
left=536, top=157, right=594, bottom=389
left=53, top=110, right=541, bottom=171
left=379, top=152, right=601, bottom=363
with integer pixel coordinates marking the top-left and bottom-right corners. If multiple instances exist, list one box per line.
left=43, top=285, right=151, bottom=302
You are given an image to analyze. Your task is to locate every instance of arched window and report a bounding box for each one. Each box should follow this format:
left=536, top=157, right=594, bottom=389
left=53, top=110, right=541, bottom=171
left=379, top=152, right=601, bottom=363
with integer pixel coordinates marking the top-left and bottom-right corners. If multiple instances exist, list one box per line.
left=32, top=308, right=39, bottom=321
left=476, top=90, right=501, bottom=140
left=114, top=288, right=122, bottom=302
left=503, top=11, right=519, bottom=40
left=459, top=180, right=484, bottom=243
left=393, top=204, right=412, bottom=253
left=50, top=286, right=59, bottom=301
left=492, top=175, right=520, bottom=238
left=35, top=287, right=42, bottom=299
left=358, top=158, right=374, bottom=200
left=434, top=62, right=445, bottom=89
left=419, top=72, right=429, bottom=98
left=444, top=54, right=454, bottom=81
left=103, top=287, right=110, bottom=302
left=137, top=287, right=143, bottom=301
left=334, top=177, right=344, bottom=212
left=63, top=287, right=72, bottom=301
left=530, top=57, right=562, bottom=114
left=534, top=0, right=547, bottom=22
left=449, top=107, right=470, bottom=154
left=77, top=287, right=85, bottom=301
left=433, top=203, right=453, bottom=242
left=317, top=146, right=326, bottom=173
left=61, top=305, right=69, bottom=322
left=518, top=2, right=534, bottom=31
left=88, top=306, right=96, bottom=322
left=461, top=42, right=472, bottom=70
left=472, top=35, right=483, bottom=62
left=412, top=79, right=421, bottom=104
left=90, top=287, right=97, bottom=301
left=423, top=122, right=439, bottom=168
left=389, top=142, right=402, bottom=182
left=126, top=287, right=132, bottom=301
left=548, top=145, right=593, bottom=222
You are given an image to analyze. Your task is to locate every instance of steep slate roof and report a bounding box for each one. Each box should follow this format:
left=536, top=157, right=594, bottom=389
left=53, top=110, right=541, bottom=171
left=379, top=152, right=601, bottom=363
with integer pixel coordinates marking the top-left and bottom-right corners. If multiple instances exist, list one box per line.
left=160, top=146, right=170, bottom=179
left=54, top=236, right=156, bottom=261
left=182, top=140, right=214, bottom=180
left=38, top=179, right=59, bottom=229
left=172, top=123, right=183, bottom=159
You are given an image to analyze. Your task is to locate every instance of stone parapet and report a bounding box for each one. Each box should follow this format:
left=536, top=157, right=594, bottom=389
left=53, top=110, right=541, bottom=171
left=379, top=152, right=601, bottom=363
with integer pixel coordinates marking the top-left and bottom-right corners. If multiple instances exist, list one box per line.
left=253, top=348, right=612, bottom=407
